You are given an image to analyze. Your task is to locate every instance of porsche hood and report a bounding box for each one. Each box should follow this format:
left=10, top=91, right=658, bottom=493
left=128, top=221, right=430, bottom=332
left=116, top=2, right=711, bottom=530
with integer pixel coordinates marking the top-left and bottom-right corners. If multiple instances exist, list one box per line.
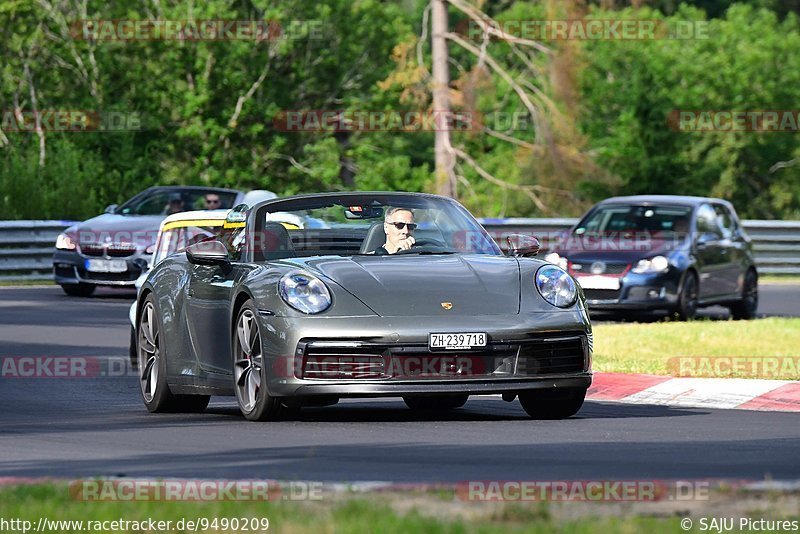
left=302, top=255, right=520, bottom=317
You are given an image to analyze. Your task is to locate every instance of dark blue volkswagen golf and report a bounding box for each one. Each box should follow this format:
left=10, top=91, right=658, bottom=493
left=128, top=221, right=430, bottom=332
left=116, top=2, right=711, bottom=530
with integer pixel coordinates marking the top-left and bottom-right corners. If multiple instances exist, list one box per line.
left=544, top=195, right=758, bottom=320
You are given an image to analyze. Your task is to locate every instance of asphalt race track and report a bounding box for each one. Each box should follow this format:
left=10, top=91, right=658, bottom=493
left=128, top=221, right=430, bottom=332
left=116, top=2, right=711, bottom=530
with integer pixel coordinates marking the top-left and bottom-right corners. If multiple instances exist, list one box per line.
left=1, top=285, right=799, bottom=483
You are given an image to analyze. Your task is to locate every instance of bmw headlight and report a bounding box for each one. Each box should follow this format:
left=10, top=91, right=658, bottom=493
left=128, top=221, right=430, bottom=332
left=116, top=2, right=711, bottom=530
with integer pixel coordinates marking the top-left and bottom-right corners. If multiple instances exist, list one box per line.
left=55, top=233, right=76, bottom=250
left=631, top=255, right=669, bottom=274
left=536, top=265, right=578, bottom=308
left=544, top=252, right=568, bottom=270
left=279, top=271, right=332, bottom=314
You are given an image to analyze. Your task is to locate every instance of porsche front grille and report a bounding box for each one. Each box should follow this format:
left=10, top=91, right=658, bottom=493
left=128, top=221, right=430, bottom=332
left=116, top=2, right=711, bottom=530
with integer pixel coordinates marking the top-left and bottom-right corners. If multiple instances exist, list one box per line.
left=302, top=354, right=385, bottom=379
left=297, top=336, right=588, bottom=380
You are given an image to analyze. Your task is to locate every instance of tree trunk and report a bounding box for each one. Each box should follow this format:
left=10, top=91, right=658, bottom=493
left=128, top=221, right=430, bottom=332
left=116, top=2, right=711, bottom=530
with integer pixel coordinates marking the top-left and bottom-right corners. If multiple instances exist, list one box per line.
left=431, top=0, right=456, bottom=198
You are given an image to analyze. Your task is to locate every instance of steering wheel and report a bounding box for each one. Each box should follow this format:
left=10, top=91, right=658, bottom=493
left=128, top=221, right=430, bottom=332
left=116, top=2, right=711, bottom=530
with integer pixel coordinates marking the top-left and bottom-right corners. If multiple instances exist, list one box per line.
left=394, top=238, right=447, bottom=254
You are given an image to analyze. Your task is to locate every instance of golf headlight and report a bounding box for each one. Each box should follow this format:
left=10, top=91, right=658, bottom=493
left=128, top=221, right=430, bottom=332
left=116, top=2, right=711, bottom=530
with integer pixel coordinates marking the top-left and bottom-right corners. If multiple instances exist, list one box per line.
left=279, top=271, right=332, bottom=314
left=535, top=265, right=578, bottom=308
left=632, top=255, right=669, bottom=274
left=544, top=252, right=568, bottom=270
left=55, top=233, right=76, bottom=250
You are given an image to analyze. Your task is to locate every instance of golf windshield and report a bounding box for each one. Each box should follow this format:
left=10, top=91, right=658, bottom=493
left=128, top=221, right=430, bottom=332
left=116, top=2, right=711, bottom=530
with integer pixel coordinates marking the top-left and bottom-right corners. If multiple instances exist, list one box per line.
left=574, top=204, right=693, bottom=235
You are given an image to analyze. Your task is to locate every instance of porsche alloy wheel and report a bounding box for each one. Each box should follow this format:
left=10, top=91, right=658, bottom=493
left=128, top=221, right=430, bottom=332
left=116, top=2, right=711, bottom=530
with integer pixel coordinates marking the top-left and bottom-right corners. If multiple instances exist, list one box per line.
left=233, top=302, right=282, bottom=421
left=138, top=295, right=209, bottom=413
left=138, top=299, right=162, bottom=406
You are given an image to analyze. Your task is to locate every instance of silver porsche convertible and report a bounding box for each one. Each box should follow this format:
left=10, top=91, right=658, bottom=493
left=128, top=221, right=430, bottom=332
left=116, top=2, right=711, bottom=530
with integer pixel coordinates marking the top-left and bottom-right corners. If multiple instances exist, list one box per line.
left=135, top=192, right=593, bottom=421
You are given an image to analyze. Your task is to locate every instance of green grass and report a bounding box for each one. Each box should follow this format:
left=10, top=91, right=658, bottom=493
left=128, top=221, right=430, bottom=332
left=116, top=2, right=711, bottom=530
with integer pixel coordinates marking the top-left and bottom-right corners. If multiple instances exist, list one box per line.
left=760, top=275, right=800, bottom=285
left=0, top=279, right=55, bottom=287
left=0, top=483, right=702, bottom=534
left=593, top=317, right=800, bottom=378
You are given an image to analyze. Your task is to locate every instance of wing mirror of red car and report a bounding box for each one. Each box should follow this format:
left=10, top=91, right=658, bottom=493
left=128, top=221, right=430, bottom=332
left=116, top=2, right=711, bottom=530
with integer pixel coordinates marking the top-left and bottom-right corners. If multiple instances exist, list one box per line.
left=186, top=238, right=232, bottom=272
left=506, top=234, right=540, bottom=257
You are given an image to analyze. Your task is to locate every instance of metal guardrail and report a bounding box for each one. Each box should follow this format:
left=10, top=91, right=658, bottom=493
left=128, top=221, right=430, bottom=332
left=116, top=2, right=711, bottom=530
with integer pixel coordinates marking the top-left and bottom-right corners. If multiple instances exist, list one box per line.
left=479, top=218, right=800, bottom=275
left=0, top=221, right=77, bottom=281
left=0, top=218, right=798, bottom=281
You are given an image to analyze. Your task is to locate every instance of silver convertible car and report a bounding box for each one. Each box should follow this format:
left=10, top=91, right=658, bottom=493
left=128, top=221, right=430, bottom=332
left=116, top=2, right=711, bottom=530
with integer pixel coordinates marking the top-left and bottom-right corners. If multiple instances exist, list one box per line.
left=135, top=192, right=593, bottom=421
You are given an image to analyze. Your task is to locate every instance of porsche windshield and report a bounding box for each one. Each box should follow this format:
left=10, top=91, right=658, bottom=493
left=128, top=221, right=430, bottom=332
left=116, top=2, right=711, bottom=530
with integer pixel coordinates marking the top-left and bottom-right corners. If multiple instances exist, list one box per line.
left=252, top=195, right=502, bottom=260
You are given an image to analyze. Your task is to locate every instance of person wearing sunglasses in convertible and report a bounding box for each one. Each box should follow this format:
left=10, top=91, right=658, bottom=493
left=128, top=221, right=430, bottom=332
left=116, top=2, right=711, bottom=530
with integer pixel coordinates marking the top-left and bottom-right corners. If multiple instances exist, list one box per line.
left=373, top=207, right=418, bottom=255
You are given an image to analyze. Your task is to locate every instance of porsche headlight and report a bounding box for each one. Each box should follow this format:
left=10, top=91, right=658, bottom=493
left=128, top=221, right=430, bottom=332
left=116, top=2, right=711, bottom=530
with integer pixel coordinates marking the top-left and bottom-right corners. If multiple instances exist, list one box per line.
left=535, top=265, right=578, bottom=308
left=544, top=252, right=568, bottom=270
left=631, top=255, right=669, bottom=274
left=279, top=271, right=332, bottom=314
left=55, top=233, right=76, bottom=250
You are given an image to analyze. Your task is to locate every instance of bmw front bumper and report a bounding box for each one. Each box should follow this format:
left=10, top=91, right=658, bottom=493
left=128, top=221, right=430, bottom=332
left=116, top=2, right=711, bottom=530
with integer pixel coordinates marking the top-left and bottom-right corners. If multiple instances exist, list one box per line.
left=53, top=249, right=149, bottom=287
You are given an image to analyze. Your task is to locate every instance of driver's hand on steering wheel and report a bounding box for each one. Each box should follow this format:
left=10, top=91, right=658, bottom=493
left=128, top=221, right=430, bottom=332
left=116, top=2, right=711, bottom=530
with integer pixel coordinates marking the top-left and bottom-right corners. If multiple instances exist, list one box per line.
left=395, top=236, right=416, bottom=252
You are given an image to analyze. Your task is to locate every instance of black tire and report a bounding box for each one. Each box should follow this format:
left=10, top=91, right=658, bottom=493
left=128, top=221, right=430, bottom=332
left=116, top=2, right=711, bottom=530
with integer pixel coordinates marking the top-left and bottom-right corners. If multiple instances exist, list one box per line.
left=730, top=269, right=758, bottom=320
left=403, top=394, right=469, bottom=411
left=137, top=294, right=210, bottom=413
left=519, top=388, right=586, bottom=419
left=61, top=283, right=95, bottom=297
left=233, top=301, right=284, bottom=421
left=129, top=326, right=138, bottom=368
left=676, top=270, right=699, bottom=321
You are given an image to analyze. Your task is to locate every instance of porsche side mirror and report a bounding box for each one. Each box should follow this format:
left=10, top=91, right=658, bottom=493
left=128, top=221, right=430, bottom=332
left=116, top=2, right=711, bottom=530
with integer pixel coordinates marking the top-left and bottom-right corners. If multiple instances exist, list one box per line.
left=186, top=239, right=231, bottom=271
left=104, top=204, right=118, bottom=214
left=506, top=234, right=540, bottom=257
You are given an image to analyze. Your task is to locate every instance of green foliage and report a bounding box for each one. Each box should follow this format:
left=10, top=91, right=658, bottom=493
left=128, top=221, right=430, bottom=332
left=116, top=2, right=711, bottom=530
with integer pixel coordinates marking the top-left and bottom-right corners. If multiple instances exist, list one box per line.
left=580, top=4, right=800, bottom=218
left=0, top=0, right=798, bottom=220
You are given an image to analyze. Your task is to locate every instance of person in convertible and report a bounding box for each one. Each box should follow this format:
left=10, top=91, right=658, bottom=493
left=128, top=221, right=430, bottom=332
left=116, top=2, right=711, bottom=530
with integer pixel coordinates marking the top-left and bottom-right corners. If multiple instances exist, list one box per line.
left=373, top=207, right=417, bottom=254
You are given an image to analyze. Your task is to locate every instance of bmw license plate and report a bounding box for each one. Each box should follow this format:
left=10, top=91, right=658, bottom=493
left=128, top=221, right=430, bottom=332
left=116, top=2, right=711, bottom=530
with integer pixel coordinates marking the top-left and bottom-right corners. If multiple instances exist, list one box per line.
left=85, top=259, right=128, bottom=273
left=429, top=332, right=487, bottom=351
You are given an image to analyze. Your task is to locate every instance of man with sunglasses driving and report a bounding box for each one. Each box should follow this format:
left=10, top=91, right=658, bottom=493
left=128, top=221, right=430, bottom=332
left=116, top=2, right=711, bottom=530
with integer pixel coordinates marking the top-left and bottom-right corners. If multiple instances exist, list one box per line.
left=373, top=207, right=417, bottom=255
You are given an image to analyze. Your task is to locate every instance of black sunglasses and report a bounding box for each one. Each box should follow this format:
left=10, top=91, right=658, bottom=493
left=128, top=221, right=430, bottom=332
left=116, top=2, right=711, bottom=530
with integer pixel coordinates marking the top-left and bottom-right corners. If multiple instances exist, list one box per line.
left=205, top=198, right=221, bottom=204
left=386, top=221, right=417, bottom=231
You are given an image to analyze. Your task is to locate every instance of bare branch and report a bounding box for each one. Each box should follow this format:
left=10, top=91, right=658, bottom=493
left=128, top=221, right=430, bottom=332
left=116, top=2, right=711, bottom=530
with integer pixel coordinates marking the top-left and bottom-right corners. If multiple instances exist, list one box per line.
left=451, top=146, right=548, bottom=213
left=416, top=1, right=432, bottom=79
left=769, top=158, right=798, bottom=173
left=482, top=126, right=538, bottom=150
left=454, top=164, right=479, bottom=202
left=445, top=31, right=542, bottom=141
left=23, top=48, right=46, bottom=167
left=226, top=63, right=270, bottom=129
left=37, top=0, right=99, bottom=101
left=272, top=154, right=314, bottom=176
left=447, top=0, right=552, bottom=54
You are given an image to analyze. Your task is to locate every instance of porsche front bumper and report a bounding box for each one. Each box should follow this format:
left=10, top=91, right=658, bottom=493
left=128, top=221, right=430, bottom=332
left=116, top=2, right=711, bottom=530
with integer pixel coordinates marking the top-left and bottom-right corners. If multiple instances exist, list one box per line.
left=256, top=310, right=593, bottom=398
